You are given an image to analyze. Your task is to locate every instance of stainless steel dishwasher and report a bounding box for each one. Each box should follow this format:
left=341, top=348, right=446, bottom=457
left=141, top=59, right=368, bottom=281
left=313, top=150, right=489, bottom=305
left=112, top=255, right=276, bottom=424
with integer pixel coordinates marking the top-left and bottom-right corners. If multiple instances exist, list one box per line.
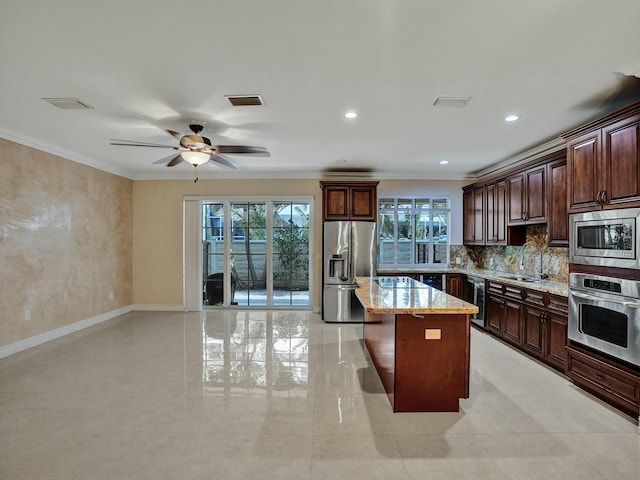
left=466, top=275, right=486, bottom=328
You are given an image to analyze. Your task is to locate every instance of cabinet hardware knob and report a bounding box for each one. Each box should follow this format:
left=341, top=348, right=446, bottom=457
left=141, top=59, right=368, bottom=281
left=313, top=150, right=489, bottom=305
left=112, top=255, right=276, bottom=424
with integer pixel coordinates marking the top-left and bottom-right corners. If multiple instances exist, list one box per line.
left=601, top=191, right=607, bottom=205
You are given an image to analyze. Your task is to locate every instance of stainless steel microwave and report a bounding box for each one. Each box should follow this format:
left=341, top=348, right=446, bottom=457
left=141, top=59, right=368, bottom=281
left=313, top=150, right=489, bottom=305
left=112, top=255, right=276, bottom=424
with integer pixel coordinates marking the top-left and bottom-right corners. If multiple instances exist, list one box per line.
left=570, top=208, right=640, bottom=269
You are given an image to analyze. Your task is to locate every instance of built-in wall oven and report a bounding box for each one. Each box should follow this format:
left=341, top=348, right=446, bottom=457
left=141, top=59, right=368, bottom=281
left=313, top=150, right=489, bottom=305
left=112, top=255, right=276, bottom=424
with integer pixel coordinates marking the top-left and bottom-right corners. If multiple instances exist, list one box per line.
left=568, top=272, right=640, bottom=367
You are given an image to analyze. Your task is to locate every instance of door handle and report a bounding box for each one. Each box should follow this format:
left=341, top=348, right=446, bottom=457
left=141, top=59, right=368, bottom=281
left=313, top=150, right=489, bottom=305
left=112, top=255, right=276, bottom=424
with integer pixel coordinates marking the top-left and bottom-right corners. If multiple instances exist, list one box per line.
left=601, top=190, right=607, bottom=205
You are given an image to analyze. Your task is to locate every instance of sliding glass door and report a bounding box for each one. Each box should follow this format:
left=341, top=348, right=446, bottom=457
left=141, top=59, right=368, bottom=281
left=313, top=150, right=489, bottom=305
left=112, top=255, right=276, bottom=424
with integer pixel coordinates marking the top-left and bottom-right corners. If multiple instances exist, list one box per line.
left=201, top=198, right=312, bottom=308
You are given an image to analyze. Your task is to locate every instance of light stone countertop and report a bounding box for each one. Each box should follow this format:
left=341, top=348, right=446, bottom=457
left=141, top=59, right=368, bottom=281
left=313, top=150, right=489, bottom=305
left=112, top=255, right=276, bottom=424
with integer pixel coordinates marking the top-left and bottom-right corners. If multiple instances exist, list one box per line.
left=456, top=268, right=569, bottom=297
left=355, top=276, right=479, bottom=315
left=377, top=268, right=569, bottom=297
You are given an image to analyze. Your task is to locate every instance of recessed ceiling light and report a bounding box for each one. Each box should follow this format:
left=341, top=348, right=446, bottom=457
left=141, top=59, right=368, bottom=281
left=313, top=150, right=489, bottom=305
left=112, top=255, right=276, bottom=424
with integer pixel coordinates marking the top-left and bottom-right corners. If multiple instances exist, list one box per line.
left=439, top=160, right=449, bottom=165
left=505, top=114, right=520, bottom=122
left=345, top=111, right=357, bottom=119
left=336, top=159, right=347, bottom=164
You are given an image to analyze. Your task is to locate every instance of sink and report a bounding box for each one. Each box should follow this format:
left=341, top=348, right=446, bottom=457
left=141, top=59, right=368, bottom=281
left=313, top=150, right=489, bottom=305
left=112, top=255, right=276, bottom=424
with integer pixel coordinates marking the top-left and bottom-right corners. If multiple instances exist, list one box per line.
left=501, top=275, right=538, bottom=283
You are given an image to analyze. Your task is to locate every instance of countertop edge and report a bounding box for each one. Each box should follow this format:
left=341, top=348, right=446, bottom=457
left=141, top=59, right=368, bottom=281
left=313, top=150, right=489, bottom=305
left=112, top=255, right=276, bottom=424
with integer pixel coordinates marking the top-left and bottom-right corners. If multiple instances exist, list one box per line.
left=355, top=277, right=479, bottom=315
left=377, top=268, right=568, bottom=297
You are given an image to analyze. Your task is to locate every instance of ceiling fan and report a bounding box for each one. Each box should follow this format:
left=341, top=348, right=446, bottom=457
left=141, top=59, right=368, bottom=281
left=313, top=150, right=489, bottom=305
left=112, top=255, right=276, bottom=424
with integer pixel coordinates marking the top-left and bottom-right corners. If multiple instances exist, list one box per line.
left=110, top=124, right=270, bottom=181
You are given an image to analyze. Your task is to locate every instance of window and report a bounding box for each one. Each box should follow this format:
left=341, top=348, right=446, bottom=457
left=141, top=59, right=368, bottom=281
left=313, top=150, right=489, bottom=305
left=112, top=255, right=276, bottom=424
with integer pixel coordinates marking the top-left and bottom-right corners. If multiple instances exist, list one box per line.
left=378, top=197, right=450, bottom=267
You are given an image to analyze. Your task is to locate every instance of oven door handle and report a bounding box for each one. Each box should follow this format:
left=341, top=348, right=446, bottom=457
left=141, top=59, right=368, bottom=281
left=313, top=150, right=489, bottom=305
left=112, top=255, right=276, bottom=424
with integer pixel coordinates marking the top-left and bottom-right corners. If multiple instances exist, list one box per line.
left=571, top=290, right=640, bottom=308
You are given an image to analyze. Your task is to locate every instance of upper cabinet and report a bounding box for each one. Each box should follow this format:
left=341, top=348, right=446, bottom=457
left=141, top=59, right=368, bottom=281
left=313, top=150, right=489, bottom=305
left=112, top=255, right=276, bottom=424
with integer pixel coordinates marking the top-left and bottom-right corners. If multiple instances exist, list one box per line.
left=320, top=181, right=379, bottom=221
left=547, top=158, right=569, bottom=247
left=507, top=164, right=546, bottom=226
left=485, top=179, right=507, bottom=245
left=462, top=186, right=485, bottom=245
left=463, top=151, right=565, bottom=247
left=564, top=103, right=640, bottom=213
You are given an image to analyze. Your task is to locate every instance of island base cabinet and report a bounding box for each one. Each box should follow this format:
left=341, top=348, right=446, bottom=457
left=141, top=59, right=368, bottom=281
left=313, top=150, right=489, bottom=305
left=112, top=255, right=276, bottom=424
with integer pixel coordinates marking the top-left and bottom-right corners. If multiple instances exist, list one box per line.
left=365, top=311, right=470, bottom=412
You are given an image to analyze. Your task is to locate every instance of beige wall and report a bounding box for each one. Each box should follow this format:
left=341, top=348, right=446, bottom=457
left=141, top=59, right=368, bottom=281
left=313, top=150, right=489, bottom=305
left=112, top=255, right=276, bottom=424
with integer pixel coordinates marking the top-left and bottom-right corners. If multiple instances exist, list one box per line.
left=0, top=138, right=132, bottom=348
left=132, top=178, right=324, bottom=307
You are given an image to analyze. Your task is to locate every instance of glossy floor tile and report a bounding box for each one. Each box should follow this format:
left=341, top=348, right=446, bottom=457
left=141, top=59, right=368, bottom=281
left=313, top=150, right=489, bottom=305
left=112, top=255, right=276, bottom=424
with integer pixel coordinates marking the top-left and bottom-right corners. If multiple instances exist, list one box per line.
left=1, top=310, right=638, bottom=479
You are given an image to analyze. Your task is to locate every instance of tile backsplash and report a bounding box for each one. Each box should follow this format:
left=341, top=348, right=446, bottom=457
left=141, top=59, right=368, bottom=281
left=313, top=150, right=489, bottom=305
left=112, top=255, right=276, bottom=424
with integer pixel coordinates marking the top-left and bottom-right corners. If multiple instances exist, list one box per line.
left=450, top=225, right=568, bottom=283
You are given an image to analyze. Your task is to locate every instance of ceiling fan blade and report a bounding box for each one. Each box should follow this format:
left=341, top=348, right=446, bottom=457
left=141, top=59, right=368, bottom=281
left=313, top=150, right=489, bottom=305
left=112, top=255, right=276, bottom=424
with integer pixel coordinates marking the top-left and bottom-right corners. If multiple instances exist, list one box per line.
left=166, top=155, right=184, bottom=167
left=152, top=153, right=182, bottom=165
left=110, top=139, right=178, bottom=149
left=210, top=154, right=237, bottom=169
left=166, top=130, right=182, bottom=140
left=216, top=145, right=270, bottom=157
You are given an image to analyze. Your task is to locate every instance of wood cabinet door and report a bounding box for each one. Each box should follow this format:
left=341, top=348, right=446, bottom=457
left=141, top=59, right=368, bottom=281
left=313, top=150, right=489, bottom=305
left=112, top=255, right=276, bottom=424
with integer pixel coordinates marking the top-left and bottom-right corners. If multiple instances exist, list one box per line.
left=567, top=131, right=601, bottom=213
left=507, top=172, right=525, bottom=225
left=502, top=299, right=523, bottom=345
left=350, top=185, right=377, bottom=220
left=462, top=190, right=476, bottom=244
left=486, top=295, right=503, bottom=334
left=545, top=312, right=568, bottom=370
left=485, top=181, right=506, bottom=245
left=472, top=187, right=485, bottom=244
left=547, top=159, right=569, bottom=247
left=485, top=182, right=496, bottom=243
left=525, top=165, right=546, bottom=223
left=602, top=114, right=640, bottom=209
left=323, top=185, right=350, bottom=220
left=522, top=305, right=545, bottom=357
left=494, top=180, right=507, bottom=244
left=446, top=274, right=464, bottom=299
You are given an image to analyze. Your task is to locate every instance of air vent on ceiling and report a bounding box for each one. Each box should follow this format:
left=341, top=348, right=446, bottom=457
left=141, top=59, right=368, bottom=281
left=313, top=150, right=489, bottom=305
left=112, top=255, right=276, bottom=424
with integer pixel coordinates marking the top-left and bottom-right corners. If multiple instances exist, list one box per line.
left=226, top=95, right=264, bottom=106
left=42, top=98, right=94, bottom=110
left=433, top=96, right=472, bottom=108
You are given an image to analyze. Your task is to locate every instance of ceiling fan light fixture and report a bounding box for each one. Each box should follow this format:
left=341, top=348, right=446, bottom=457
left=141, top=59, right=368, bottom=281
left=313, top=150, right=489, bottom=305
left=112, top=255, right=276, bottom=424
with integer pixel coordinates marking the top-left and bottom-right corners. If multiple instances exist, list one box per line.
left=181, top=151, right=210, bottom=166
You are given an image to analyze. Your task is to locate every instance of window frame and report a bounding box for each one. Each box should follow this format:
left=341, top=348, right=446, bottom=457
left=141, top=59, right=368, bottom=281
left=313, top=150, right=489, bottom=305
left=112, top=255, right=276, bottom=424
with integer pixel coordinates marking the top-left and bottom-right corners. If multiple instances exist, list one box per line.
left=378, top=197, right=450, bottom=269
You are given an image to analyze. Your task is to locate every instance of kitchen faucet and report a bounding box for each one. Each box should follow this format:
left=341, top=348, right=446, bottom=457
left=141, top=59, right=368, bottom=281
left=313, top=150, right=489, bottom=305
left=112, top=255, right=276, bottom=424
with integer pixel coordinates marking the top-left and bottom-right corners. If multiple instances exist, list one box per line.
left=519, top=241, right=548, bottom=280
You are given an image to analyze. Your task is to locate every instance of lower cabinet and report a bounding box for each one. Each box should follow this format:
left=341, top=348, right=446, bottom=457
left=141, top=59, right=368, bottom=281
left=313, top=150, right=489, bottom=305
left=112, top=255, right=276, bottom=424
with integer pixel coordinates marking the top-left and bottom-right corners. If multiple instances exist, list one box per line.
left=446, top=273, right=465, bottom=299
left=567, top=345, right=640, bottom=419
left=486, top=281, right=524, bottom=346
left=485, top=280, right=568, bottom=372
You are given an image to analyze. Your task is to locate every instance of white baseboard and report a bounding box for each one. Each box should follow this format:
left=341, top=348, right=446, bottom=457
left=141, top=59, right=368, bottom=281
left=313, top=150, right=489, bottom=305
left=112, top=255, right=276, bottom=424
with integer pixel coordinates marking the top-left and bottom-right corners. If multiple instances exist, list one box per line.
left=132, top=304, right=186, bottom=311
left=0, top=305, right=133, bottom=359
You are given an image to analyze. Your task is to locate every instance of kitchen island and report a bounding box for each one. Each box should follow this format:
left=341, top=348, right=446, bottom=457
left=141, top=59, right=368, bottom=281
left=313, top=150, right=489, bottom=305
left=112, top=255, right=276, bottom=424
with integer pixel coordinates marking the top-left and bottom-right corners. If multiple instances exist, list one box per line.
left=355, top=276, right=479, bottom=412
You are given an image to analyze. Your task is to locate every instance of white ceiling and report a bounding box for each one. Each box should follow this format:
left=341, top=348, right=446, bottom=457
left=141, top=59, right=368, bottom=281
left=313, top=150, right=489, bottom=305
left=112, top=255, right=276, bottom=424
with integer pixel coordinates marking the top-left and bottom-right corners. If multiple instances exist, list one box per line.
left=1, top=0, right=640, bottom=181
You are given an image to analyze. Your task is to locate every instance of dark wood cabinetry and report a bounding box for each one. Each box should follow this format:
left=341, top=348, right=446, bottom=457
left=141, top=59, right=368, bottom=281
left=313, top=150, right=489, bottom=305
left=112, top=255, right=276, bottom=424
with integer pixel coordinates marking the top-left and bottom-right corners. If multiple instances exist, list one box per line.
left=486, top=280, right=568, bottom=372
left=485, top=180, right=507, bottom=245
left=507, top=165, right=546, bottom=226
left=547, top=158, right=569, bottom=247
left=486, top=281, right=524, bottom=345
left=564, top=103, right=640, bottom=213
left=521, top=289, right=568, bottom=371
left=320, top=181, right=379, bottom=221
left=462, top=150, right=566, bottom=247
left=364, top=308, right=471, bottom=412
left=446, top=273, right=465, bottom=299
left=462, top=186, right=484, bottom=245
left=567, top=344, right=640, bottom=419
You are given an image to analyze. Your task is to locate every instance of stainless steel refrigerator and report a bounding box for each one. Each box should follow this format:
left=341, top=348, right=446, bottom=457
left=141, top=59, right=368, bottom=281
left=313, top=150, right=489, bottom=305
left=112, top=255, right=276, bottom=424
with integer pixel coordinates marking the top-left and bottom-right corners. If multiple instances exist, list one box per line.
left=322, top=221, right=377, bottom=323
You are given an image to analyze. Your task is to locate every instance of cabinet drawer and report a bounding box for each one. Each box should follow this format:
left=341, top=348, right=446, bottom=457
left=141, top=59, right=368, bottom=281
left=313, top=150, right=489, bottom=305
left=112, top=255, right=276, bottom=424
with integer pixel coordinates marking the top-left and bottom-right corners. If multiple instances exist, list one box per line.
left=568, top=350, right=640, bottom=407
left=523, top=290, right=568, bottom=316
left=503, top=284, right=524, bottom=301
left=524, top=290, right=545, bottom=308
left=487, top=281, right=504, bottom=295
left=546, top=295, right=568, bottom=317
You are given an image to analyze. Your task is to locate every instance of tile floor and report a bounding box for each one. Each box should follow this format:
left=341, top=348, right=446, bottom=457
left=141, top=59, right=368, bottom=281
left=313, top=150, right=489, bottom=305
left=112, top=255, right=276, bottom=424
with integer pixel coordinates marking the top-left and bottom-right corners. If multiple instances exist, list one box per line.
left=1, top=310, right=638, bottom=479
